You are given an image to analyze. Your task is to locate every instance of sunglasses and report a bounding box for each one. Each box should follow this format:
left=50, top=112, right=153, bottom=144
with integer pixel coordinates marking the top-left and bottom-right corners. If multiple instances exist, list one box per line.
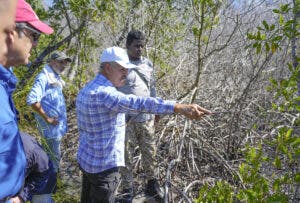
left=15, top=23, right=41, bottom=43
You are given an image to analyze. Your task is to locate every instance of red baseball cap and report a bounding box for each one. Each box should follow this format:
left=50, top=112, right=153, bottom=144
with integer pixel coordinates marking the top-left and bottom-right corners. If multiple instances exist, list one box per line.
left=15, top=0, right=53, bottom=34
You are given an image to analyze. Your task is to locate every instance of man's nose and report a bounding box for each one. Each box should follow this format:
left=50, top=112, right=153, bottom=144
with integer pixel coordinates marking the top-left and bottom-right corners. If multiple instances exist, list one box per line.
left=32, top=40, right=38, bottom=47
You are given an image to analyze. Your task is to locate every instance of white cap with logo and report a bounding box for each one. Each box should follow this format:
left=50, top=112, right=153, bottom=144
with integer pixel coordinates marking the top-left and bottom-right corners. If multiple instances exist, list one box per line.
left=100, top=47, right=136, bottom=69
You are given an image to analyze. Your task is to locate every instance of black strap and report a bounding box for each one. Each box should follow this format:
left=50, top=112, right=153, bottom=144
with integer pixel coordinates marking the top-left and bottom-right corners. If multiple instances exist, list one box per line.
left=132, top=68, right=150, bottom=90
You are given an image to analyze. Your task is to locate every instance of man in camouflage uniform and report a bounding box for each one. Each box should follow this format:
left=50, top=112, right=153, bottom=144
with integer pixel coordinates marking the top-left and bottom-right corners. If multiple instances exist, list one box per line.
left=118, top=30, right=163, bottom=202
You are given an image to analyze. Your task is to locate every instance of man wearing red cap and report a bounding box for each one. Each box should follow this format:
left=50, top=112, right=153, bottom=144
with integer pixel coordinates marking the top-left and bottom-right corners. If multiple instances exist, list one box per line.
left=0, top=0, right=53, bottom=202
left=5, top=0, right=53, bottom=67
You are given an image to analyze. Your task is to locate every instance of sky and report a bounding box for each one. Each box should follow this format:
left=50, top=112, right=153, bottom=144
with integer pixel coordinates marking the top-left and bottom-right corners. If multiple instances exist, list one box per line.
left=43, top=0, right=53, bottom=8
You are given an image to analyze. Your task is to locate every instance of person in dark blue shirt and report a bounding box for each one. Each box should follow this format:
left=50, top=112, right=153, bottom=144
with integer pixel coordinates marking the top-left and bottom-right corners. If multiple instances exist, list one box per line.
left=12, top=132, right=57, bottom=203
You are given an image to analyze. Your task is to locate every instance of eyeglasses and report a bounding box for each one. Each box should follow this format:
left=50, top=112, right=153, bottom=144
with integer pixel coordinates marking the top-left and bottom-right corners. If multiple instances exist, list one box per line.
left=15, top=23, right=41, bottom=43
left=57, top=60, right=70, bottom=65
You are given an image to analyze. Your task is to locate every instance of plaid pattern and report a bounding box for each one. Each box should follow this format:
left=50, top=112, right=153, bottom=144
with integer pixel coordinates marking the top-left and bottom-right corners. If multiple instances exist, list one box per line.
left=76, top=74, right=175, bottom=173
left=27, top=65, right=67, bottom=139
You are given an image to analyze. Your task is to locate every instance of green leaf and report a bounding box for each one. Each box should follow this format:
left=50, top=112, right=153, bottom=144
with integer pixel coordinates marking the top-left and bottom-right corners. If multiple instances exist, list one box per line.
left=272, top=103, right=278, bottom=109
left=256, top=43, right=262, bottom=54
left=272, top=36, right=283, bottom=42
left=269, top=78, right=278, bottom=86
left=247, top=33, right=256, bottom=40
left=284, top=128, right=293, bottom=140
left=280, top=79, right=288, bottom=87
left=274, top=156, right=282, bottom=168
left=279, top=14, right=284, bottom=25
left=273, top=178, right=280, bottom=192
left=287, top=63, right=294, bottom=72
left=252, top=42, right=258, bottom=49
left=295, top=148, right=300, bottom=156
left=249, top=147, right=257, bottom=160
left=266, top=86, right=272, bottom=91
left=262, top=20, right=269, bottom=30
left=291, top=138, right=300, bottom=147
left=192, top=26, right=200, bottom=36
left=271, top=43, right=278, bottom=53
left=285, top=20, right=295, bottom=26
left=202, top=35, right=209, bottom=44
left=273, top=9, right=280, bottom=13
left=266, top=194, right=288, bottom=203
left=239, top=163, right=245, bottom=174
left=257, top=30, right=261, bottom=40
left=295, top=173, right=300, bottom=183
left=265, top=42, right=270, bottom=52
left=257, top=26, right=264, bottom=31
left=280, top=4, right=289, bottom=13
left=270, top=24, right=276, bottom=31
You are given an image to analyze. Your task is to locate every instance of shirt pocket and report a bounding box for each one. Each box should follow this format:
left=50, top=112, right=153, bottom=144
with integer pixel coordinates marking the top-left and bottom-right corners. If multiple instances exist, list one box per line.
left=0, top=120, right=18, bottom=150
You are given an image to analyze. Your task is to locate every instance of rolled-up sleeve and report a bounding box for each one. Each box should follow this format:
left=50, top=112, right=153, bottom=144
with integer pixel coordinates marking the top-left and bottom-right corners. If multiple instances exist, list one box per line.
left=27, top=74, right=47, bottom=105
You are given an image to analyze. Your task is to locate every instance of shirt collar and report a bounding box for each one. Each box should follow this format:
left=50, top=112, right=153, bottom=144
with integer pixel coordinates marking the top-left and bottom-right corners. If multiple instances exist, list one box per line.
left=44, top=64, right=65, bottom=88
left=97, top=73, right=114, bottom=87
left=45, top=64, right=59, bottom=76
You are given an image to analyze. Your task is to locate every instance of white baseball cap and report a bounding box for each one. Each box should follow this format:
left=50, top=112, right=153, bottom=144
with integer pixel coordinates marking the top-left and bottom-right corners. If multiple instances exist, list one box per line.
left=100, top=47, right=136, bottom=69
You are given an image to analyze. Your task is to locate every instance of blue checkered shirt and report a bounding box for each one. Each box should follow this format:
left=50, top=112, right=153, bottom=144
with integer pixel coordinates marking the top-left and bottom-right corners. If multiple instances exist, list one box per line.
left=76, top=74, right=175, bottom=173
left=26, top=65, right=67, bottom=139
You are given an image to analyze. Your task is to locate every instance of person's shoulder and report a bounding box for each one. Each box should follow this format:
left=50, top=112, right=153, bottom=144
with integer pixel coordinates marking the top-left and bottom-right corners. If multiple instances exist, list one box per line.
left=78, top=75, right=112, bottom=95
left=20, top=132, right=50, bottom=172
left=141, top=56, right=152, bottom=63
left=0, top=82, right=6, bottom=92
left=35, top=67, right=48, bottom=80
left=142, top=57, right=153, bottom=67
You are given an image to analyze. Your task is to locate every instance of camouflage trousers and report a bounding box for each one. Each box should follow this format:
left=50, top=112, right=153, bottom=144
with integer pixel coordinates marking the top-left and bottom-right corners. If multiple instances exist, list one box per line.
left=121, top=119, right=157, bottom=189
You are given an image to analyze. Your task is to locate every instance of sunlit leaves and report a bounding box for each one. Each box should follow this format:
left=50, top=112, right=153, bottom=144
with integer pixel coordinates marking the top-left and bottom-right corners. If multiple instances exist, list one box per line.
left=246, top=3, right=299, bottom=54
left=295, top=173, right=300, bottom=183
left=195, top=181, right=234, bottom=203
left=191, top=0, right=223, bottom=38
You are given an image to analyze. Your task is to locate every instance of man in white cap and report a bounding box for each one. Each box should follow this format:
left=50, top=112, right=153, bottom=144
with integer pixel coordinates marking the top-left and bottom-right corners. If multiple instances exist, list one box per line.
left=76, top=46, right=211, bottom=203
left=27, top=51, right=71, bottom=175
left=0, top=0, right=53, bottom=202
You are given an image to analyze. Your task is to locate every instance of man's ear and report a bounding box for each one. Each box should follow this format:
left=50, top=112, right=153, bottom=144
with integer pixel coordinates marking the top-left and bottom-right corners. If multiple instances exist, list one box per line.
left=102, top=63, right=112, bottom=75
left=6, top=30, right=16, bottom=44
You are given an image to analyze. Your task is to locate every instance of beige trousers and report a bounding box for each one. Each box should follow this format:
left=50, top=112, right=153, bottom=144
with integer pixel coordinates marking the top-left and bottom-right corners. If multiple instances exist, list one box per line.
left=121, top=119, right=157, bottom=189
